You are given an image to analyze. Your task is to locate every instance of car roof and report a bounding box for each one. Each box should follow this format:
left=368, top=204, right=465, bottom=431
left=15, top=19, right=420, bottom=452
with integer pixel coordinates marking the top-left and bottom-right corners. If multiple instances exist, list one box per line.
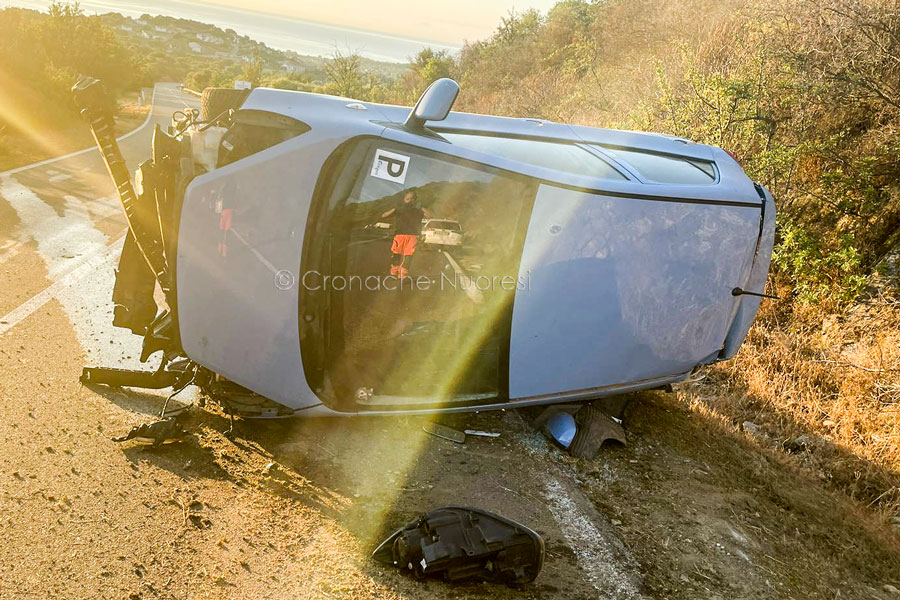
left=239, top=87, right=762, bottom=208
left=241, top=87, right=715, bottom=162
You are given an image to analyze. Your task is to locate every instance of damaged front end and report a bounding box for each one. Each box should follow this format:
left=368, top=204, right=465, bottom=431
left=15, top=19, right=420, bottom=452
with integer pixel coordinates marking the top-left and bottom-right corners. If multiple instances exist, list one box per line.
left=72, top=78, right=277, bottom=416
left=73, top=78, right=176, bottom=340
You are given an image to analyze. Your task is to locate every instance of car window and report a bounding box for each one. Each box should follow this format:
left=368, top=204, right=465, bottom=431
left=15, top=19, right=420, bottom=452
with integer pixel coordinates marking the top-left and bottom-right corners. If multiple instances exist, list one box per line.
left=597, top=147, right=716, bottom=184
left=427, top=220, right=461, bottom=231
left=309, top=140, right=537, bottom=406
left=440, top=132, right=626, bottom=181
left=217, top=109, right=309, bottom=167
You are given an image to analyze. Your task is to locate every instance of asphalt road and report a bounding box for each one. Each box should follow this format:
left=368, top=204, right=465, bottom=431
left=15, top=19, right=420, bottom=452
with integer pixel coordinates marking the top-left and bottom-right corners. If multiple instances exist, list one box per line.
left=0, top=83, right=193, bottom=366
left=0, top=84, right=642, bottom=599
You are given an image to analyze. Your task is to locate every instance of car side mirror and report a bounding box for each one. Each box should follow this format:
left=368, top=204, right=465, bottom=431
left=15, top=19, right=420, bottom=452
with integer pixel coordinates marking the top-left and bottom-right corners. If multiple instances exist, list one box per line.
left=404, top=78, right=460, bottom=131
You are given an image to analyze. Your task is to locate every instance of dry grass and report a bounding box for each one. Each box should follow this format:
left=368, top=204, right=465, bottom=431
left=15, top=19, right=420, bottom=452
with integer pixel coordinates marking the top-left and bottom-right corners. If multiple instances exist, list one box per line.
left=680, top=284, right=900, bottom=519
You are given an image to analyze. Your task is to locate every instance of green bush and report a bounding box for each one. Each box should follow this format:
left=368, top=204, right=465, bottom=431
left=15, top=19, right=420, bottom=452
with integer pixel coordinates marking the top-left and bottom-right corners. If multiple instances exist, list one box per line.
left=0, top=2, right=146, bottom=127
left=773, top=221, right=867, bottom=305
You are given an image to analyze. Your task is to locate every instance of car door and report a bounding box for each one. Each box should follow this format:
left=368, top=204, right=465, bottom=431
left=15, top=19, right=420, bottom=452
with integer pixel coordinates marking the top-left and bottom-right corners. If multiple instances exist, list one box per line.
left=508, top=184, right=763, bottom=399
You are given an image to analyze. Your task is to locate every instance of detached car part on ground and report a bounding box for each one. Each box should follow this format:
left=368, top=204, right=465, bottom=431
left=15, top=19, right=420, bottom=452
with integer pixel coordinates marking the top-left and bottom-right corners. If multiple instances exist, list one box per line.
left=373, top=506, right=544, bottom=584
left=73, top=76, right=775, bottom=418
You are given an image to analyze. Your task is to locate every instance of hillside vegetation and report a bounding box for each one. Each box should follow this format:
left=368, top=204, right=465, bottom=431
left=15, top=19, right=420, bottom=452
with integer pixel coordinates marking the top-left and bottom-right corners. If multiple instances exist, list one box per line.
left=0, top=3, right=148, bottom=167
left=405, top=0, right=900, bottom=519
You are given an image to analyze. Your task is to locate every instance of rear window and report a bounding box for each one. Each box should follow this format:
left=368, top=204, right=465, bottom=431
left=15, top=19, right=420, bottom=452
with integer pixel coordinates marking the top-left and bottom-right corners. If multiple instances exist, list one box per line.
left=441, top=133, right=626, bottom=181
left=217, top=109, right=309, bottom=167
left=597, top=147, right=716, bottom=184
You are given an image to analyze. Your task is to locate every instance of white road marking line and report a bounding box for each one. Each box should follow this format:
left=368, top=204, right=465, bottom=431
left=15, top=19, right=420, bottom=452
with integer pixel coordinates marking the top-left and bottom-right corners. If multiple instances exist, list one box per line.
left=508, top=412, right=643, bottom=599
left=0, top=236, right=123, bottom=337
left=0, top=85, right=161, bottom=177
left=543, top=478, right=643, bottom=599
left=65, top=194, right=121, bottom=219
left=442, top=250, right=483, bottom=304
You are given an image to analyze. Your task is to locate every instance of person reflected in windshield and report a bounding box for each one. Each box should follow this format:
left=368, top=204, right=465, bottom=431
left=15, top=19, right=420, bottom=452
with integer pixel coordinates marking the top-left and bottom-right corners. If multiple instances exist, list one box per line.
left=381, top=189, right=431, bottom=278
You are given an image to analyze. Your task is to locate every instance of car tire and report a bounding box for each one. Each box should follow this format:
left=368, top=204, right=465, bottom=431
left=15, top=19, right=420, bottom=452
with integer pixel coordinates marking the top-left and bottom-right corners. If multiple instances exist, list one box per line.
left=568, top=402, right=628, bottom=459
left=200, top=87, right=251, bottom=124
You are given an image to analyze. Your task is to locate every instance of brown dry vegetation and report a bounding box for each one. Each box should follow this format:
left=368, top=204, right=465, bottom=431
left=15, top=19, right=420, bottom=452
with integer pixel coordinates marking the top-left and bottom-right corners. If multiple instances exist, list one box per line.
left=701, top=269, right=900, bottom=516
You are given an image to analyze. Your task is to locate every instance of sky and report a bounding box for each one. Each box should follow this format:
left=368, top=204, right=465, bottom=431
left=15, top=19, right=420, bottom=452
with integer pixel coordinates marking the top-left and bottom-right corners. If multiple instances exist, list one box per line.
left=0, top=0, right=562, bottom=62
left=191, top=0, right=559, bottom=44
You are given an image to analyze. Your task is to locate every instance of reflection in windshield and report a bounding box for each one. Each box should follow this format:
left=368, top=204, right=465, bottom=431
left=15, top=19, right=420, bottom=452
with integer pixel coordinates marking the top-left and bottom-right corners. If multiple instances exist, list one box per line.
left=321, top=142, right=536, bottom=407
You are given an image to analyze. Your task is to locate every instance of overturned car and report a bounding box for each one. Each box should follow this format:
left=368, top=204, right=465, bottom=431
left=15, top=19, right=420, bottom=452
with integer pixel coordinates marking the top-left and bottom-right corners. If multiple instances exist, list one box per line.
left=73, top=77, right=775, bottom=418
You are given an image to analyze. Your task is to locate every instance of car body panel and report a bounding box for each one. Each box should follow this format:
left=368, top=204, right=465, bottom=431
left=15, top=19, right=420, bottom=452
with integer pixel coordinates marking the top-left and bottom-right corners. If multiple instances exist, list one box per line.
left=721, top=187, right=776, bottom=358
left=509, top=185, right=761, bottom=399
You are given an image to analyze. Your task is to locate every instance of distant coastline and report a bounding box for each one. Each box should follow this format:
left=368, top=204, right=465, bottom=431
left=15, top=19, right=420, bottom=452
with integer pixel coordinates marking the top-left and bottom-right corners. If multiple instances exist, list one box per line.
left=0, top=0, right=460, bottom=62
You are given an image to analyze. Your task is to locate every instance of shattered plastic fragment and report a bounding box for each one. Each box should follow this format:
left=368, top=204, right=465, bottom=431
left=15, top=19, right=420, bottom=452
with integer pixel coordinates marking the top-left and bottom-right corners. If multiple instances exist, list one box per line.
left=422, top=422, right=466, bottom=443
left=546, top=412, right=577, bottom=449
left=112, top=418, right=188, bottom=448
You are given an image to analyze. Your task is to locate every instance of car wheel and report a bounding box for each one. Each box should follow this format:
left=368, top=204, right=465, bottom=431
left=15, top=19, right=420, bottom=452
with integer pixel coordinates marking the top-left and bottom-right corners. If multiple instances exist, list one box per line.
left=201, top=87, right=251, bottom=124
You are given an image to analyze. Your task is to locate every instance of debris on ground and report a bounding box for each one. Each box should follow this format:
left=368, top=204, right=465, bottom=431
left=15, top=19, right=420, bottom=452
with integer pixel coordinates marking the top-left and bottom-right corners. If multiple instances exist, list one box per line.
left=463, top=429, right=500, bottom=438
left=112, top=417, right=189, bottom=448
left=569, top=403, right=626, bottom=459
left=784, top=434, right=820, bottom=453
left=544, top=410, right=577, bottom=449
left=422, top=422, right=466, bottom=443
left=741, top=421, right=765, bottom=440
left=372, top=506, right=544, bottom=584
left=535, top=404, right=580, bottom=449
left=536, top=402, right=627, bottom=458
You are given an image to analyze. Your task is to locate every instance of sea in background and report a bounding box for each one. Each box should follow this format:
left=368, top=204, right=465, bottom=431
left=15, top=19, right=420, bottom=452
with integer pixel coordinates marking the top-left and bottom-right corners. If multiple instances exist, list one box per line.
left=0, top=0, right=461, bottom=62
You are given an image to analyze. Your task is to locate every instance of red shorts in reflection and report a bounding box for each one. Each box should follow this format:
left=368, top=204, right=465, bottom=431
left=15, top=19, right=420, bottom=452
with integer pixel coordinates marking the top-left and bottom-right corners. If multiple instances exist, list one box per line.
left=390, top=234, right=418, bottom=256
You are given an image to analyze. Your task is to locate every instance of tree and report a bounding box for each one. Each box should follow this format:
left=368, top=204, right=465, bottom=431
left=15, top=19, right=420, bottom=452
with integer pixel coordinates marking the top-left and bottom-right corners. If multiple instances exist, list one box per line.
left=324, top=49, right=365, bottom=98
left=240, top=49, right=264, bottom=87
left=393, top=48, right=455, bottom=103
left=37, top=2, right=145, bottom=93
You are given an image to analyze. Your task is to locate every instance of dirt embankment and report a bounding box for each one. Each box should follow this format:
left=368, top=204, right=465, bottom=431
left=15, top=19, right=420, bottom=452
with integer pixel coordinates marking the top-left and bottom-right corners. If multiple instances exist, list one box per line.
left=3, top=343, right=898, bottom=600
left=687, top=252, right=900, bottom=522
left=574, top=390, right=900, bottom=599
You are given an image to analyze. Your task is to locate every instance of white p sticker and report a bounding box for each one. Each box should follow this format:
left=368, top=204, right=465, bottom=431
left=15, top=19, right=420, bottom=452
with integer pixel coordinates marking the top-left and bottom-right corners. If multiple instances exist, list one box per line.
left=371, top=149, right=410, bottom=184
